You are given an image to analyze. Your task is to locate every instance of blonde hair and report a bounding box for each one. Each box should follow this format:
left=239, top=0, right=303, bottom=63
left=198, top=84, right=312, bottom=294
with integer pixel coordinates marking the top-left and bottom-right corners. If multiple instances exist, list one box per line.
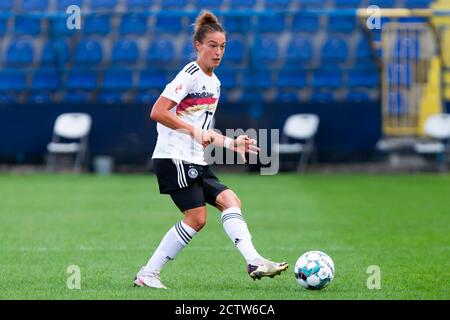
left=193, top=10, right=225, bottom=43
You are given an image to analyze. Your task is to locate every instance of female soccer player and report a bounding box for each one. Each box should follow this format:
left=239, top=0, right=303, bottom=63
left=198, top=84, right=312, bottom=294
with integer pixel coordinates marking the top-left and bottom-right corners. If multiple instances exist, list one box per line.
left=134, top=11, right=288, bottom=289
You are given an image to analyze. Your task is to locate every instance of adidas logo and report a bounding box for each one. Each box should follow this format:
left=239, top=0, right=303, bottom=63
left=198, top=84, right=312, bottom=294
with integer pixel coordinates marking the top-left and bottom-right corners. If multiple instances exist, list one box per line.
left=234, top=238, right=242, bottom=245
left=201, top=85, right=207, bottom=91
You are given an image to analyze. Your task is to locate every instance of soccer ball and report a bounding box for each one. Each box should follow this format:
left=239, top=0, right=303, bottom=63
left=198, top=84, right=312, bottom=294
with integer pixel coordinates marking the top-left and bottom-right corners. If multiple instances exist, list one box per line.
left=294, top=251, right=335, bottom=290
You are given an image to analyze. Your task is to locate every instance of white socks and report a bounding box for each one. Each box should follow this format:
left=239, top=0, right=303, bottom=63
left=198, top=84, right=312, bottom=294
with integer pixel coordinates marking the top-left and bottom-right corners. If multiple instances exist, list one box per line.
left=144, top=221, right=197, bottom=274
left=221, top=207, right=262, bottom=264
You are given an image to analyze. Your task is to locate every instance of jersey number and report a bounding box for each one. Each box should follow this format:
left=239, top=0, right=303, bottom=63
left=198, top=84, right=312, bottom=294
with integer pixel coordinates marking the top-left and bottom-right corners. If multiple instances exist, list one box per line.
left=202, top=111, right=214, bottom=130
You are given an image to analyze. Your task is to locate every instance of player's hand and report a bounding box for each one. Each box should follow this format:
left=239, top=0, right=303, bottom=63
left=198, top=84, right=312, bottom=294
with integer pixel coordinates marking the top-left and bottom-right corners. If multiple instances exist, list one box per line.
left=193, top=128, right=214, bottom=148
left=231, top=135, right=260, bottom=163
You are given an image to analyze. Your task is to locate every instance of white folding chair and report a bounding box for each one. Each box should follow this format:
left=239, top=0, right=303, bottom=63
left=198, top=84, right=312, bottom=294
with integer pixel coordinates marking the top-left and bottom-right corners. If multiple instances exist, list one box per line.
left=272, top=114, right=320, bottom=172
left=414, top=113, right=450, bottom=172
left=46, top=113, right=92, bottom=172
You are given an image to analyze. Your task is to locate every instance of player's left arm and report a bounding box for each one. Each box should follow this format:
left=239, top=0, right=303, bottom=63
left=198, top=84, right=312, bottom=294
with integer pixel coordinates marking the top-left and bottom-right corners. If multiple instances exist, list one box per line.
left=207, top=129, right=260, bottom=163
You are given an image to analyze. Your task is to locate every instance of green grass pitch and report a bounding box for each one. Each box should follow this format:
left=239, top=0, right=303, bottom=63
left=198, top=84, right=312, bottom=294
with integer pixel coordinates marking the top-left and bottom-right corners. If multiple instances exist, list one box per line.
left=0, top=173, right=449, bottom=299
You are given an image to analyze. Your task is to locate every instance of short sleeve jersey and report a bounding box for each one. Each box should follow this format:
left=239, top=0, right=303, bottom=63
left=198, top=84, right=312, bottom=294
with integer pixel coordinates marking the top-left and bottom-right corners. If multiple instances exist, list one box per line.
left=151, top=61, right=221, bottom=165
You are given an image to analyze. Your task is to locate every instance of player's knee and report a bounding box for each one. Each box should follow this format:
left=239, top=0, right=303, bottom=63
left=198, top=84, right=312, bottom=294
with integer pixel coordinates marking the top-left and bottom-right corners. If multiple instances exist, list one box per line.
left=217, top=190, right=242, bottom=210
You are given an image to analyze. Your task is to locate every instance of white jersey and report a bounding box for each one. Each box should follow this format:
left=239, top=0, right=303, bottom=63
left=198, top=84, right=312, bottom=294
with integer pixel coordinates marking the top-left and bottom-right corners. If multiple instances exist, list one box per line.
left=152, top=61, right=221, bottom=165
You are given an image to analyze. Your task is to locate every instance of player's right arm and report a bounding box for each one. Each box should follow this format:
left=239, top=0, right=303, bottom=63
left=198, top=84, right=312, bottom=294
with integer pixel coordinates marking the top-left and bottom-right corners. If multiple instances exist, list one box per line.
left=150, top=96, right=213, bottom=148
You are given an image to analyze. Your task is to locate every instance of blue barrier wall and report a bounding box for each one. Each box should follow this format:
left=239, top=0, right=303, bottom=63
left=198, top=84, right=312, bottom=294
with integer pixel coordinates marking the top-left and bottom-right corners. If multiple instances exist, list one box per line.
left=0, top=101, right=381, bottom=164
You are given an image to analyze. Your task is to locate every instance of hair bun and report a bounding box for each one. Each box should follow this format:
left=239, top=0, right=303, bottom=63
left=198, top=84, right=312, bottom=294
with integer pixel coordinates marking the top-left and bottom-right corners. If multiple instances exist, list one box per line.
left=195, top=11, right=219, bottom=32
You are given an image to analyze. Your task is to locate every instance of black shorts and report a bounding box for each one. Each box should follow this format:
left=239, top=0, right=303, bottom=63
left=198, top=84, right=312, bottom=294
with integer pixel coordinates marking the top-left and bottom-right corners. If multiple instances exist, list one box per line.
left=153, top=159, right=229, bottom=212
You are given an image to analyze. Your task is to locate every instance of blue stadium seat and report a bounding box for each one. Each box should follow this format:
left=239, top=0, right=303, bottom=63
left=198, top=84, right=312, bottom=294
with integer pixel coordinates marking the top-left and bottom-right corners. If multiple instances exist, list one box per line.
left=98, top=91, right=126, bottom=104
left=346, top=90, right=372, bottom=102
left=112, top=40, right=139, bottom=65
left=6, top=40, right=34, bottom=66
left=57, top=0, right=84, bottom=10
left=41, top=41, right=69, bottom=66
left=221, top=17, right=250, bottom=33
left=28, top=92, right=53, bottom=104
left=193, top=0, right=224, bottom=9
left=367, top=0, right=397, bottom=8
left=20, top=0, right=49, bottom=11
left=134, top=90, right=160, bottom=104
left=66, top=71, right=98, bottom=89
left=264, top=0, right=292, bottom=9
left=147, top=37, right=175, bottom=65
left=228, top=0, right=257, bottom=8
left=0, top=71, right=26, bottom=91
left=252, top=35, right=279, bottom=65
left=0, top=18, right=8, bottom=36
left=214, top=69, right=238, bottom=89
left=299, top=0, right=325, bottom=8
left=90, top=0, right=118, bottom=10
left=160, top=0, right=188, bottom=9
left=119, top=14, right=148, bottom=34
left=311, top=69, right=343, bottom=88
left=327, top=16, right=357, bottom=33
left=355, top=37, right=374, bottom=62
left=243, top=70, right=273, bottom=88
left=285, top=36, right=313, bottom=65
left=320, top=38, right=349, bottom=65
left=32, top=69, right=60, bottom=90
left=347, top=68, right=380, bottom=87
left=48, top=16, right=79, bottom=37
left=102, top=70, right=133, bottom=89
left=0, top=0, right=14, bottom=11
left=334, top=0, right=363, bottom=7
left=256, top=14, right=286, bottom=33
left=310, top=90, right=335, bottom=103
left=126, top=0, right=154, bottom=9
left=403, top=0, right=432, bottom=8
left=14, top=16, right=41, bottom=36
left=154, top=15, right=184, bottom=34
left=181, top=39, right=196, bottom=64
left=276, top=70, right=308, bottom=88
left=292, top=14, right=320, bottom=33
left=74, top=40, right=103, bottom=66
left=83, top=15, right=111, bottom=35
left=63, top=91, right=93, bottom=103
left=276, top=90, right=301, bottom=103
left=222, top=36, right=245, bottom=65
left=138, top=70, right=167, bottom=89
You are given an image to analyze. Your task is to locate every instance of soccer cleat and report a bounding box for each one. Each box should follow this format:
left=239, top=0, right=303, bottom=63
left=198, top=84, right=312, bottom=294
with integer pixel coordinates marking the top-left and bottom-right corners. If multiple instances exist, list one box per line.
left=133, top=267, right=167, bottom=289
left=247, top=259, right=289, bottom=280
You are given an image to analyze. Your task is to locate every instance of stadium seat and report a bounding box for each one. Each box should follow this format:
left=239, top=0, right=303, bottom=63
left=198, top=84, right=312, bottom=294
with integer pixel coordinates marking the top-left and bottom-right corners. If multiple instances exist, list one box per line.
left=327, top=16, right=357, bottom=33
left=119, top=14, right=148, bottom=34
left=355, top=37, right=374, bottom=62
left=28, top=92, right=53, bottom=104
left=214, top=69, right=238, bottom=89
left=14, top=16, right=41, bottom=36
left=404, top=0, right=432, bottom=8
left=147, top=37, right=175, bottom=65
left=193, top=0, right=224, bottom=9
left=346, top=90, right=372, bottom=102
left=134, top=90, right=160, bottom=104
left=256, top=14, right=286, bottom=33
left=0, top=18, right=8, bottom=36
left=74, top=40, right=103, bottom=66
left=222, top=36, right=245, bottom=65
left=138, top=70, right=167, bottom=89
left=83, top=15, right=111, bottom=35
left=62, top=91, right=92, bottom=103
left=160, top=0, right=188, bottom=9
left=228, top=0, right=257, bottom=8
left=277, top=70, right=308, bottom=88
left=347, top=68, right=380, bottom=87
left=41, top=41, right=69, bottom=66
left=367, top=0, right=397, bottom=8
left=181, top=39, right=196, bottom=64
left=111, top=40, right=139, bottom=65
left=90, top=0, right=118, bottom=10
left=310, top=90, right=335, bottom=102
left=285, top=36, right=313, bottom=65
left=243, top=70, right=273, bottom=88
left=57, top=0, right=84, bottom=10
left=48, top=16, right=79, bottom=37
left=272, top=113, right=320, bottom=172
left=32, top=69, right=60, bottom=90
left=0, top=71, right=27, bottom=91
left=291, top=14, right=320, bottom=33
left=20, top=0, right=49, bottom=11
left=102, top=70, right=133, bottom=89
left=221, top=16, right=250, bottom=33
left=264, top=0, right=292, bottom=9
left=311, top=69, right=343, bottom=88
left=334, top=0, right=363, bottom=7
left=252, top=35, right=280, bottom=65
left=320, top=38, right=349, bottom=65
left=299, top=0, right=325, bottom=8
left=0, top=0, right=14, bottom=11
left=6, top=40, right=34, bottom=66
left=154, top=15, right=184, bottom=34
left=126, top=0, right=154, bottom=9
left=276, top=90, right=301, bottom=103
left=98, top=91, right=126, bottom=104
left=66, top=70, right=98, bottom=89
